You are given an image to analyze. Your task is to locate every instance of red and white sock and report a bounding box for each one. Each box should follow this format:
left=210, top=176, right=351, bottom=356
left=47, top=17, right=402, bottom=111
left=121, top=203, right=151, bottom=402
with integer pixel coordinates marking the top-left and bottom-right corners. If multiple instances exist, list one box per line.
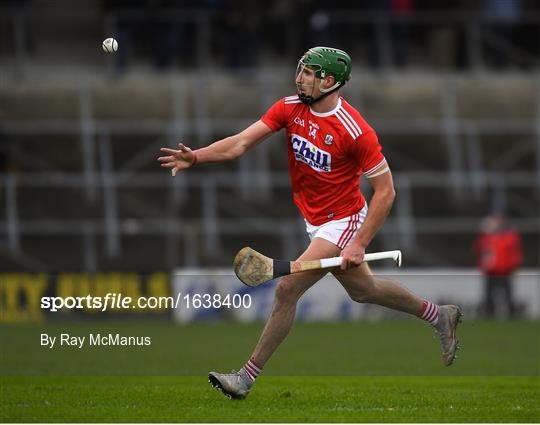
left=419, top=300, right=439, bottom=325
left=242, top=358, right=262, bottom=382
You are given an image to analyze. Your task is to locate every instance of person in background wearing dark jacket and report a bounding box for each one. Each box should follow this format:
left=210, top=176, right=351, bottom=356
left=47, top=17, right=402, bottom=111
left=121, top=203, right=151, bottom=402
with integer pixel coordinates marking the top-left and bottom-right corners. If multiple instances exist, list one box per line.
left=474, top=214, right=523, bottom=318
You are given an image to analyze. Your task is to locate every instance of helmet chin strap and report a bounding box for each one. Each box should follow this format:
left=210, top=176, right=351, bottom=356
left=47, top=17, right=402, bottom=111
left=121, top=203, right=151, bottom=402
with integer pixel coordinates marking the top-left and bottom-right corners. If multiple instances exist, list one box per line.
left=297, top=81, right=342, bottom=105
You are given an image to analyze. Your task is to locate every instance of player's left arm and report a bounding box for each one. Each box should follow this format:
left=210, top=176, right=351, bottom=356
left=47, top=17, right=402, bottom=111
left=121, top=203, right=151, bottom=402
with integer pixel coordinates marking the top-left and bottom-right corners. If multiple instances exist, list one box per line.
left=340, top=163, right=395, bottom=270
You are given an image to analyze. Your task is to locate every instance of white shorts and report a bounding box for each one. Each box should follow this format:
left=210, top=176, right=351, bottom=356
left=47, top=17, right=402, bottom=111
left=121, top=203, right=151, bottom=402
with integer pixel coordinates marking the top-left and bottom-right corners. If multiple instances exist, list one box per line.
left=305, top=205, right=368, bottom=249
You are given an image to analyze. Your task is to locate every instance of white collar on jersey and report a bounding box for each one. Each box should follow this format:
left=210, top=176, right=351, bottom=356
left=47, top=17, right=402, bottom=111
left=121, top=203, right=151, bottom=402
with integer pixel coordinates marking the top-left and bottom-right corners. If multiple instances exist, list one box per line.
left=309, top=97, right=342, bottom=117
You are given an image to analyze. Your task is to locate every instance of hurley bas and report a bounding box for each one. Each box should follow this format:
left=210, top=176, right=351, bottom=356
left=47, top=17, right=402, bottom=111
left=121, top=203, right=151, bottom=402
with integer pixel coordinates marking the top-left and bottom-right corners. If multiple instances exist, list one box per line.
left=41, top=333, right=152, bottom=348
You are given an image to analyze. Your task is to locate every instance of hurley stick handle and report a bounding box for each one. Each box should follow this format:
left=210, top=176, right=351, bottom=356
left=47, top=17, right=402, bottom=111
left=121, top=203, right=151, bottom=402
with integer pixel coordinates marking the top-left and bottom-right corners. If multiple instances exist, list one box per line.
left=289, top=250, right=402, bottom=274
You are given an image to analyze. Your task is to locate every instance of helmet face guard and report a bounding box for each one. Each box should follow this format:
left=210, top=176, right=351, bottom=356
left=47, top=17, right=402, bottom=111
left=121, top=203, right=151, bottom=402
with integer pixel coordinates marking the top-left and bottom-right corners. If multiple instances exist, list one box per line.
left=295, top=62, right=317, bottom=104
left=295, top=47, right=352, bottom=105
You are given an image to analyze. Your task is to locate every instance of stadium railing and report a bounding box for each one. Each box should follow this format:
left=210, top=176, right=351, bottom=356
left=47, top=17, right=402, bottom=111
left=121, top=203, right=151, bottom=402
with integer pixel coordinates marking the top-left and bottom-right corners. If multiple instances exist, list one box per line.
left=0, top=71, right=538, bottom=270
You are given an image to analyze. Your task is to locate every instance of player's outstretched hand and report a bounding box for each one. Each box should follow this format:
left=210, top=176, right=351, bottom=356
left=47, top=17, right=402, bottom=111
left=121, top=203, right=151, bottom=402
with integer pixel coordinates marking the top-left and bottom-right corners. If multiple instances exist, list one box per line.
left=158, top=143, right=196, bottom=176
left=340, top=240, right=366, bottom=270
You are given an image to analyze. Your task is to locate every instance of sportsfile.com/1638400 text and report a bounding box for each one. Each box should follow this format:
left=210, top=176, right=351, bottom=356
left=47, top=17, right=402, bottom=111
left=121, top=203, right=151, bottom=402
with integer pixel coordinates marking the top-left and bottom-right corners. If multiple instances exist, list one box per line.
left=40, top=292, right=252, bottom=312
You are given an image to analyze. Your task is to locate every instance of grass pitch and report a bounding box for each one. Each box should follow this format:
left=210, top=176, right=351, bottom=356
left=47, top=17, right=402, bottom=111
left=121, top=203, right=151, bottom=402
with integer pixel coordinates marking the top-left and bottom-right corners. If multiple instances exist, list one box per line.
left=2, top=375, right=538, bottom=422
left=1, top=320, right=539, bottom=422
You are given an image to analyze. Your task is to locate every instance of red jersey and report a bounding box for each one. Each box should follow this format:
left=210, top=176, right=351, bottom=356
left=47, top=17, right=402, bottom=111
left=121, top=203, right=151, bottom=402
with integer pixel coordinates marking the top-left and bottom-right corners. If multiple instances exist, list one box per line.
left=474, top=229, right=523, bottom=275
left=261, top=95, right=386, bottom=225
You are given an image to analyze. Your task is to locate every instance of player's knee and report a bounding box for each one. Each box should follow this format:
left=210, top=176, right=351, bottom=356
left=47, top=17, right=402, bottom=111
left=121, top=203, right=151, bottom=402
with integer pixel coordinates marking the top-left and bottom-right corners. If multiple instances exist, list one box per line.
left=275, top=278, right=303, bottom=305
left=348, top=282, right=377, bottom=304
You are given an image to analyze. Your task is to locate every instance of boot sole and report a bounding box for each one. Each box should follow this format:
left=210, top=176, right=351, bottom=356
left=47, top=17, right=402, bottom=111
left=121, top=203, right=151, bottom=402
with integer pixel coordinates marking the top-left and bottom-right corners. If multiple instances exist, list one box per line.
left=208, top=373, right=246, bottom=400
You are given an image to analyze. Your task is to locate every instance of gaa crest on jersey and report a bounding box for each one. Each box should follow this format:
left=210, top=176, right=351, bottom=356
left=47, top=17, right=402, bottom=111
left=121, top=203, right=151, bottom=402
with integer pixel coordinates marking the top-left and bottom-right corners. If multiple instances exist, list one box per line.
left=324, top=134, right=334, bottom=145
left=291, top=134, right=331, bottom=172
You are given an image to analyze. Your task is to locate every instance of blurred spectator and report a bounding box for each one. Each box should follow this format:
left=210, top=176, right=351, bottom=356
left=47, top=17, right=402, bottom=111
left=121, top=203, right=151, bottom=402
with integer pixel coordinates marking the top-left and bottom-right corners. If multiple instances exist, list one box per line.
left=102, top=0, right=202, bottom=73
left=480, top=0, right=523, bottom=68
left=473, top=214, right=523, bottom=318
left=101, top=0, right=146, bottom=74
left=363, top=0, right=390, bottom=68
left=215, top=0, right=261, bottom=68
left=264, top=0, right=296, bottom=60
left=390, top=0, right=415, bottom=67
left=148, top=0, right=182, bottom=70
left=362, top=0, right=416, bottom=68
left=309, top=10, right=332, bottom=47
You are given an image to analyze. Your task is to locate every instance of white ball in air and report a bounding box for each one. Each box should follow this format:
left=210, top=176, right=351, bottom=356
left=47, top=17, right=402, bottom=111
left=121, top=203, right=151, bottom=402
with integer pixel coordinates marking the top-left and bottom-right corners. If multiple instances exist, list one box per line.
left=102, top=38, right=118, bottom=53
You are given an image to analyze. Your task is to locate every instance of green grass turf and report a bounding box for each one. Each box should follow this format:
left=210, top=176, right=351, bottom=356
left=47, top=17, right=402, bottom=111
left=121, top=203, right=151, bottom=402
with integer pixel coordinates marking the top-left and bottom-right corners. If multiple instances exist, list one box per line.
left=1, top=320, right=539, bottom=376
left=1, top=320, right=539, bottom=422
left=2, top=376, right=539, bottom=422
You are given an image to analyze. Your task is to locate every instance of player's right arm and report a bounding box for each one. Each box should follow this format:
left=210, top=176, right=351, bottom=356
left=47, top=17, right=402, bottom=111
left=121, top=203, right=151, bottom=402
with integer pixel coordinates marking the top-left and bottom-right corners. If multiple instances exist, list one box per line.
left=158, top=120, right=273, bottom=176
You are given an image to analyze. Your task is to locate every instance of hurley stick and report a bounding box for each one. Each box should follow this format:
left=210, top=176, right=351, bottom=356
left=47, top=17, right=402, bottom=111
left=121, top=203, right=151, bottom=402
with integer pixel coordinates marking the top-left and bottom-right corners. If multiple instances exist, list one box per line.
left=234, top=247, right=402, bottom=287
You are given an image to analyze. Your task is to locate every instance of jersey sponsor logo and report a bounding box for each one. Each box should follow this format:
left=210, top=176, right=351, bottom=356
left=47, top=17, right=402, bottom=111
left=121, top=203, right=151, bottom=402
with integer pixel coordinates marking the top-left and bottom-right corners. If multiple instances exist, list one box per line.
left=291, top=133, right=331, bottom=172
left=294, top=117, right=305, bottom=127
